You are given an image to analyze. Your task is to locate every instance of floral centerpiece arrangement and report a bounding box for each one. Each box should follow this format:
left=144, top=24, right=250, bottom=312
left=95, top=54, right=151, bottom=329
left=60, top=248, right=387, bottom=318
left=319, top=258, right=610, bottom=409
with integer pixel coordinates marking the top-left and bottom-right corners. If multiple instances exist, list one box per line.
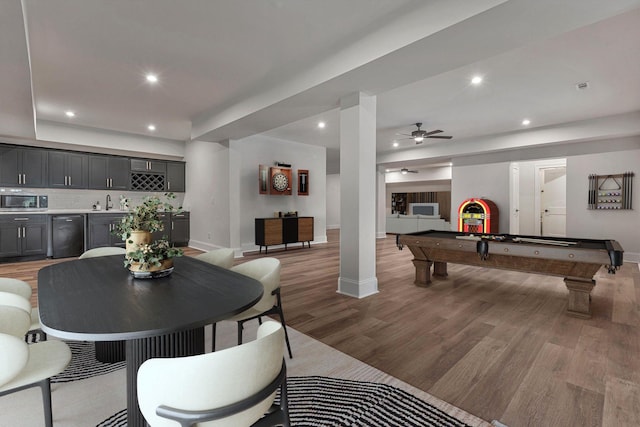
left=114, top=193, right=183, bottom=274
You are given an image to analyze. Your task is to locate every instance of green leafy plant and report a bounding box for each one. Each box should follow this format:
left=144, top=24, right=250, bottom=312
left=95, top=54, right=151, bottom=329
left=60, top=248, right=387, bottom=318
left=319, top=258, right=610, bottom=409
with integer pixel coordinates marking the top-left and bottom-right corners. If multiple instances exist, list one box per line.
left=115, top=193, right=182, bottom=240
left=114, top=193, right=184, bottom=270
left=124, top=239, right=183, bottom=270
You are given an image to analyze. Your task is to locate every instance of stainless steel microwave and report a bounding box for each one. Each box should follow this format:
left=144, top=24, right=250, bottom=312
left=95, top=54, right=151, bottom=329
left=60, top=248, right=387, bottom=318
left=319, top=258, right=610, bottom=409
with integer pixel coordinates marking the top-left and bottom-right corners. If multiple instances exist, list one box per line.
left=0, top=194, right=48, bottom=210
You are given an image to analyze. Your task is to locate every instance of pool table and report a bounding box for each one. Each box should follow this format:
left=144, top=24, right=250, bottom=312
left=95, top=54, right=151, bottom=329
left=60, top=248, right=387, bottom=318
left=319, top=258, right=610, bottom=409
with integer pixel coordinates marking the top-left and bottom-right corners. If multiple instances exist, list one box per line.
left=397, top=230, right=624, bottom=318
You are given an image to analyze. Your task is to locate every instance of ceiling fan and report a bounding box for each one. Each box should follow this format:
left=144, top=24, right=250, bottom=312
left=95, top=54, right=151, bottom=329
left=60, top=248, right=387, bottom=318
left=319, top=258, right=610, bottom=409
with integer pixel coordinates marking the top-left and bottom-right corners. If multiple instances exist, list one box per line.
left=396, top=122, right=452, bottom=144
left=386, top=168, right=418, bottom=174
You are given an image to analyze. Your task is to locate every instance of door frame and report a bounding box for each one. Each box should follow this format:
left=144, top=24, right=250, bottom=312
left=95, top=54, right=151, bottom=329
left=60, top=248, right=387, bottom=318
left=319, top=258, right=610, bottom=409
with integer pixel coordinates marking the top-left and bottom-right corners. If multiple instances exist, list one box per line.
left=534, top=159, right=566, bottom=236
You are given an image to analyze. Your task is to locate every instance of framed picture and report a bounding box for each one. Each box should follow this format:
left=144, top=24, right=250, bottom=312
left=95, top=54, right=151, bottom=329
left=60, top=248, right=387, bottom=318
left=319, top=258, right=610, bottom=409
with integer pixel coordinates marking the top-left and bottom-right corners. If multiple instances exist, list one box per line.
left=298, top=169, right=309, bottom=196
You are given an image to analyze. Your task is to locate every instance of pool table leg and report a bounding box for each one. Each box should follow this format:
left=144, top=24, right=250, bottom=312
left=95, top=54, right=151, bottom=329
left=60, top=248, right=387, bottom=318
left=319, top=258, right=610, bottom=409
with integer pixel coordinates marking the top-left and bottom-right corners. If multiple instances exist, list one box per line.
left=433, top=261, right=448, bottom=278
left=564, top=278, right=595, bottom=319
left=412, top=259, right=433, bottom=286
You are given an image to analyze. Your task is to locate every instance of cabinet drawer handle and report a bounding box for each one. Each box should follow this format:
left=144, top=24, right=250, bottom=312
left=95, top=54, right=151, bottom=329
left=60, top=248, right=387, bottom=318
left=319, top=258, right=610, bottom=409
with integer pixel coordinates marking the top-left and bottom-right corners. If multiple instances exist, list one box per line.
left=13, top=218, right=29, bottom=221
left=22, top=174, right=26, bottom=185
left=64, top=176, right=68, bottom=186
left=68, top=176, right=72, bottom=186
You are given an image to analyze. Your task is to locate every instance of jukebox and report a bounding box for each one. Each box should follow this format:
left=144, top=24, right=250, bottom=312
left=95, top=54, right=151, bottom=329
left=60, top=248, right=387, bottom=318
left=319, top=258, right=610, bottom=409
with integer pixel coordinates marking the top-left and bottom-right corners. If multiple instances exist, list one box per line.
left=458, top=198, right=499, bottom=233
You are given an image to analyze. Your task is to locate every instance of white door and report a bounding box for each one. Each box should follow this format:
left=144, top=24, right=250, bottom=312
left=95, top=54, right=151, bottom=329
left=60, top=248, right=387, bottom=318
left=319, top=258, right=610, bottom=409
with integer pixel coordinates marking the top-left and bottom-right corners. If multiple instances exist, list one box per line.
left=510, top=164, right=520, bottom=234
left=540, top=167, right=566, bottom=237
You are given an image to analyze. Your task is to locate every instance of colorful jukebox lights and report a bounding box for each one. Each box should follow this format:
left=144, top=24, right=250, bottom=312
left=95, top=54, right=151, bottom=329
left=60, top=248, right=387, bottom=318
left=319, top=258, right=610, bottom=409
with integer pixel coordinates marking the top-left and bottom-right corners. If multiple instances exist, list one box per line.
left=457, top=198, right=499, bottom=233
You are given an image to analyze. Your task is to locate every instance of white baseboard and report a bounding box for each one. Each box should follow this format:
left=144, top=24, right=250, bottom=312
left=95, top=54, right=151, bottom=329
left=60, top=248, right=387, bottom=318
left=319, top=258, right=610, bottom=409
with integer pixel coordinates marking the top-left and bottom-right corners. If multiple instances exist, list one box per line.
left=624, top=252, right=639, bottom=264
left=337, top=276, right=379, bottom=299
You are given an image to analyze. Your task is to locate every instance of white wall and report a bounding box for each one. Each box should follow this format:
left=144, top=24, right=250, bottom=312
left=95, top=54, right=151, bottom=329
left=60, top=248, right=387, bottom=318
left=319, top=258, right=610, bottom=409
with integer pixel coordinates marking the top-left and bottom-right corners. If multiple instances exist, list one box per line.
left=185, top=136, right=327, bottom=254
left=182, top=140, right=231, bottom=250
left=326, top=174, right=341, bottom=229
left=36, top=121, right=185, bottom=159
left=451, top=162, right=510, bottom=232
left=233, top=135, right=327, bottom=252
left=567, top=149, right=640, bottom=261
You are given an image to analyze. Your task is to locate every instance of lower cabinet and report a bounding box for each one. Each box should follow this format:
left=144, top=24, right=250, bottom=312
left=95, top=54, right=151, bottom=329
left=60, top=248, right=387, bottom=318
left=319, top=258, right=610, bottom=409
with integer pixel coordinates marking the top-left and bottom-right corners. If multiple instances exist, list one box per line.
left=255, top=216, right=314, bottom=253
left=170, top=212, right=190, bottom=247
left=87, top=213, right=126, bottom=249
left=0, top=215, right=48, bottom=258
left=150, top=213, right=171, bottom=242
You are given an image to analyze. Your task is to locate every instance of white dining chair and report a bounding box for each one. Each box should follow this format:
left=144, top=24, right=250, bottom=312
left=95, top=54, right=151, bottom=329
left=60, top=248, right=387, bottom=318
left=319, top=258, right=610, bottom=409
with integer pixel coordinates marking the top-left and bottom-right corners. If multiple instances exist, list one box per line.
left=137, top=321, right=289, bottom=427
left=79, top=246, right=127, bottom=259
left=0, top=308, right=72, bottom=427
left=0, top=278, right=45, bottom=342
left=218, top=258, right=292, bottom=358
left=194, top=248, right=234, bottom=269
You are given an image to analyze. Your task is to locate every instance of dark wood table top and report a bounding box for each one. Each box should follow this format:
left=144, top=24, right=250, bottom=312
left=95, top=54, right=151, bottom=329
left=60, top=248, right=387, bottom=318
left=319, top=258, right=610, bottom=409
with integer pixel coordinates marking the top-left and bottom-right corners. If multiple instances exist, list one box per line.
left=38, top=255, right=263, bottom=341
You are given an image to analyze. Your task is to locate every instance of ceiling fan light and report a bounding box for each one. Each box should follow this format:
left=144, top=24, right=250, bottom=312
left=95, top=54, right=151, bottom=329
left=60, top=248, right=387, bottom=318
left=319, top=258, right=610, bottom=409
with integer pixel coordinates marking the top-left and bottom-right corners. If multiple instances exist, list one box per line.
left=414, top=136, right=424, bottom=142
left=401, top=168, right=408, bottom=174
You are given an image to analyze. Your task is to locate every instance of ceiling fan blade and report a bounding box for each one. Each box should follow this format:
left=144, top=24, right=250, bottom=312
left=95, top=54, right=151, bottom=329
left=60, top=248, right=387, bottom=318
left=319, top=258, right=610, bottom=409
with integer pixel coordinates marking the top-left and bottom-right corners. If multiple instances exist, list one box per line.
left=427, top=135, right=452, bottom=139
left=408, top=170, right=418, bottom=173
left=395, top=132, right=413, bottom=137
left=424, top=129, right=443, bottom=136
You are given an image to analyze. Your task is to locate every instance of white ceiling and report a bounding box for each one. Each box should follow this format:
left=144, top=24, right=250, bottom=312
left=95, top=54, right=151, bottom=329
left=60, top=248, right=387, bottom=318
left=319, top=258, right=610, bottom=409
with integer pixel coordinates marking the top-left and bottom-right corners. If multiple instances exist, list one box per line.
left=1, top=0, right=639, bottom=174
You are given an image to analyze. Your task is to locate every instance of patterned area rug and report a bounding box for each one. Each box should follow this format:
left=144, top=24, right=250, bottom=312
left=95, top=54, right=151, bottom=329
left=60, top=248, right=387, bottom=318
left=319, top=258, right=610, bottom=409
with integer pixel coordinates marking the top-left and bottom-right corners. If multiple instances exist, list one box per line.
left=97, top=376, right=473, bottom=427
left=10, top=327, right=489, bottom=427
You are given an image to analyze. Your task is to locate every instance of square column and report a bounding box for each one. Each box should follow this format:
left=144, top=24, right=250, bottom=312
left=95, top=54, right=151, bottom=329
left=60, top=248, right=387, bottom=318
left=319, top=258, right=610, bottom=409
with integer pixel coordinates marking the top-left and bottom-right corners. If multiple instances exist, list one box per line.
left=338, top=93, right=378, bottom=298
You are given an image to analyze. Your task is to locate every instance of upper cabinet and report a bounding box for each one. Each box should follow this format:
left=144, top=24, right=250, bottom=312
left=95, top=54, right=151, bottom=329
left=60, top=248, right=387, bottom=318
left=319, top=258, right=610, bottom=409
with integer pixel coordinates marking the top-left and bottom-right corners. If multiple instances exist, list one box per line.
left=130, top=158, right=166, bottom=173
left=0, top=146, right=48, bottom=188
left=166, top=162, right=185, bottom=192
left=48, top=151, right=88, bottom=189
left=88, top=155, right=130, bottom=190
left=0, top=143, right=186, bottom=192
left=130, top=158, right=166, bottom=192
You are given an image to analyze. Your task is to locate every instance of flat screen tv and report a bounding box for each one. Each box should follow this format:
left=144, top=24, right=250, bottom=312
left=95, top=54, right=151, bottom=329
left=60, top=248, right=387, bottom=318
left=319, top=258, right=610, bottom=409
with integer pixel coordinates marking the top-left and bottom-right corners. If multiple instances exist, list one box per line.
left=410, top=202, right=439, bottom=217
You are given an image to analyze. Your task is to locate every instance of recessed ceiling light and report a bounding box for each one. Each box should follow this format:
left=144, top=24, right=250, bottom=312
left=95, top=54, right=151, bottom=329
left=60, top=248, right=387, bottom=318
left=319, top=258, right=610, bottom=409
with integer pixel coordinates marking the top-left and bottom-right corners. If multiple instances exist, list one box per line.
left=385, top=169, right=390, bottom=173
left=317, top=121, right=326, bottom=129
left=146, top=74, right=158, bottom=83
left=522, top=119, right=531, bottom=126
left=147, top=124, right=156, bottom=131
left=65, top=111, right=75, bottom=117
left=392, top=141, right=399, bottom=147
left=471, top=75, right=483, bottom=85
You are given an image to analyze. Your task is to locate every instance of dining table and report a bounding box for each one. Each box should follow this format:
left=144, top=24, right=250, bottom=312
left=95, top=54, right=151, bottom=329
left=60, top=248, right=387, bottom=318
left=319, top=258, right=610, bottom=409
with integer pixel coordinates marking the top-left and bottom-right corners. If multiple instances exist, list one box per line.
left=38, top=254, right=263, bottom=427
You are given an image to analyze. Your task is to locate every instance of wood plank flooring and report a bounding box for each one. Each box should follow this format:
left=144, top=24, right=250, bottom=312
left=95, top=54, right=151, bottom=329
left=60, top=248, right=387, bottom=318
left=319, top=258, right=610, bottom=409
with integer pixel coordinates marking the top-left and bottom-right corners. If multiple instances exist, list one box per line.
left=1, top=230, right=638, bottom=426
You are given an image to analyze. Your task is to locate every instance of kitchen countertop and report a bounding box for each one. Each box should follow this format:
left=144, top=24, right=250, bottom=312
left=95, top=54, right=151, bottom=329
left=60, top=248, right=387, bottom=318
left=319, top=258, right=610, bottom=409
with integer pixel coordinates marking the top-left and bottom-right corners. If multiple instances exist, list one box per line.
left=0, top=209, right=186, bottom=215
left=0, top=209, right=129, bottom=215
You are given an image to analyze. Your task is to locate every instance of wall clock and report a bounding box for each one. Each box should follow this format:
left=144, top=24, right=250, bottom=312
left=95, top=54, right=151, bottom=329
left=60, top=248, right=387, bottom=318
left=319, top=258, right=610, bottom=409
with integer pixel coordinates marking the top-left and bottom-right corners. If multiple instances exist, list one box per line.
left=269, top=167, right=292, bottom=195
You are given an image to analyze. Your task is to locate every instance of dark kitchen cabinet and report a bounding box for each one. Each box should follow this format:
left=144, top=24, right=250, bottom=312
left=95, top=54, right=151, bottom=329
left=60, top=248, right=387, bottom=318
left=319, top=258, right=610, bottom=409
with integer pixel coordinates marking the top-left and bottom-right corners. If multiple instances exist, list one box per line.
left=130, top=158, right=166, bottom=173
left=150, top=213, right=172, bottom=242
left=88, top=155, right=130, bottom=190
left=0, top=146, right=48, bottom=188
left=0, top=215, right=48, bottom=258
left=170, top=212, right=190, bottom=247
left=166, top=162, right=186, bottom=192
left=48, top=151, right=88, bottom=188
left=87, top=213, right=126, bottom=249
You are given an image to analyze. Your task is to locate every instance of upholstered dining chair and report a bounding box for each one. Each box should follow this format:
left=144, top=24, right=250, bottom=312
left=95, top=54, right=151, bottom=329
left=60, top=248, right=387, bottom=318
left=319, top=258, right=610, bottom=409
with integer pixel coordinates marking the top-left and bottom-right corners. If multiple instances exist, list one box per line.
left=0, top=278, right=45, bottom=342
left=213, top=257, right=292, bottom=358
left=0, top=308, right=72, bottom=427
left=194, top=248, right=235, bottom=269
left=79, top=246, right=127, bottom=259
left=137, top=321, right=289, bottom=427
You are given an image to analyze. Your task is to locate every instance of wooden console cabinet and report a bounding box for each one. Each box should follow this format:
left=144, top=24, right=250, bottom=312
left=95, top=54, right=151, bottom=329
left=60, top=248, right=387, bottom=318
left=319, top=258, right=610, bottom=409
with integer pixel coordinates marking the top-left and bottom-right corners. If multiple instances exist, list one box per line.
left=255, top=217, right=313, bottom=253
